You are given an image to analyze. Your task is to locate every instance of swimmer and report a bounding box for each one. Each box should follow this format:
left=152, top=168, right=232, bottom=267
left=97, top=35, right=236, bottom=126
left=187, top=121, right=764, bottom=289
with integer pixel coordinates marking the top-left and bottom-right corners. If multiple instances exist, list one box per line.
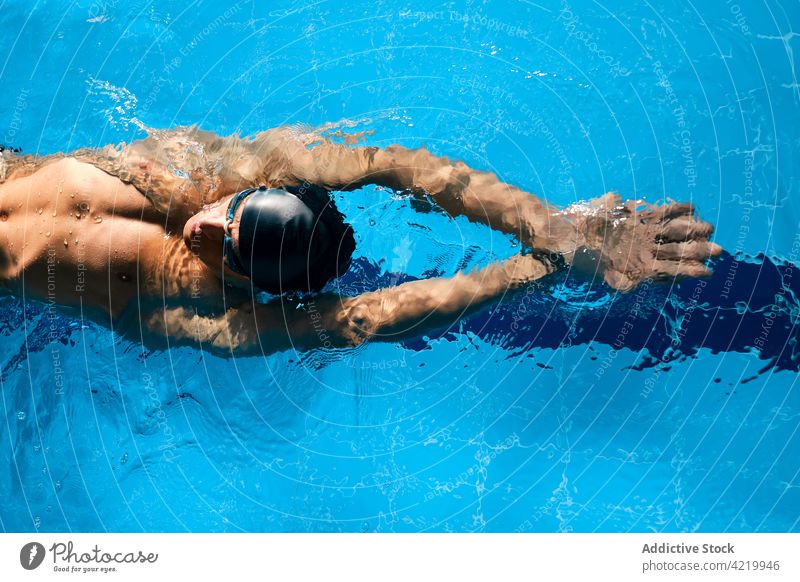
left=0, top=127, right=721, bottom=355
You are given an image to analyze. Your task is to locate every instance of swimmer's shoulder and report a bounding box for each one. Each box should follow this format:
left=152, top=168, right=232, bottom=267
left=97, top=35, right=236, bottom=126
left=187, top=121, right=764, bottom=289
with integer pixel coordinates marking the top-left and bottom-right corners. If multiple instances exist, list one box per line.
left=38, top=156, right=117, bottom=187
left=6, top=156, right=113, bottom=196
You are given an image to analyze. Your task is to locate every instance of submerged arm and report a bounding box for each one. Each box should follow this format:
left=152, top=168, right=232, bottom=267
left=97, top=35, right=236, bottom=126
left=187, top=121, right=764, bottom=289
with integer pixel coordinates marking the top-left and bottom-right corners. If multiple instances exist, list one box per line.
left=138, top=253, right=556, bottom=357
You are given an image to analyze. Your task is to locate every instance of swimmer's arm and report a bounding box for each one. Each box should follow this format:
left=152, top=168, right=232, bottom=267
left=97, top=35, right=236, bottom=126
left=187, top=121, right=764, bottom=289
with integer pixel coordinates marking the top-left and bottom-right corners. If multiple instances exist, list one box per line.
left=72, top=128, right=248, bottom=219
left=285, top=140, right=586, bottom=260
left=140, top=253, right=555, bottom=356
left=72, top=146, right=205, bottom=219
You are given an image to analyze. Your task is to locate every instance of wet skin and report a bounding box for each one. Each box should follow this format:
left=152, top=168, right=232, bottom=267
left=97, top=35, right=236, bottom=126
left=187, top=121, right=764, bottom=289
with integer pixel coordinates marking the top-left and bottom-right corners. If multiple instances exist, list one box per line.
left=0, top=127, right=722, bottom=355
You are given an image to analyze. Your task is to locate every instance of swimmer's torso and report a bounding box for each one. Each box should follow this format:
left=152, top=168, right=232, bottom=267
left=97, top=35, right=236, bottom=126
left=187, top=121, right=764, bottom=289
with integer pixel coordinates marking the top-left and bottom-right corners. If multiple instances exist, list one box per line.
left=0, top=157, right=222, bottom=317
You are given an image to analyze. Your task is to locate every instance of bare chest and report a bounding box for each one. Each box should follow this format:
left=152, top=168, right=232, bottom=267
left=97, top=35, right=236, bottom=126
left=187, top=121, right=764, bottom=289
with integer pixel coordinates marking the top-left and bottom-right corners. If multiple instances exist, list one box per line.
left=0, top=158, right=215, bottom=314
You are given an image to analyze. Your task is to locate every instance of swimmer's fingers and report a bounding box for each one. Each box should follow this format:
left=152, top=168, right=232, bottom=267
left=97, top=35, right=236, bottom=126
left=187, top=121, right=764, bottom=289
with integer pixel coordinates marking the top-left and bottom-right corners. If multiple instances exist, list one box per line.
left=653, top=259, right=713, bottom=280
left=621, top=199, right=655, bottom=216
left=603, top=260, right=711, bottom=292
left=657, top=218, right=714, bottom=242
left=591, top=192, right=623, bottom=211
left=654, top=201, right=696, bottom=221
left=654, top=241, right=723, bottom=261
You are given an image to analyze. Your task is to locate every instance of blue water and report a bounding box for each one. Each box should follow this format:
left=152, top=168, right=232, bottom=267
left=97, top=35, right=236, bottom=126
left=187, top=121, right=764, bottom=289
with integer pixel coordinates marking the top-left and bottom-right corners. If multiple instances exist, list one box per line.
left=1, top=0, right=799, bottom=532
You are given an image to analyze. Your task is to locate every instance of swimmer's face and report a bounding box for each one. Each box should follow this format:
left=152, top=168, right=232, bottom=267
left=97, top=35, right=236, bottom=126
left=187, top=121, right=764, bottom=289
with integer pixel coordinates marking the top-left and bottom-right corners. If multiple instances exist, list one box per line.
left=182, top=195, right=246, bottom=279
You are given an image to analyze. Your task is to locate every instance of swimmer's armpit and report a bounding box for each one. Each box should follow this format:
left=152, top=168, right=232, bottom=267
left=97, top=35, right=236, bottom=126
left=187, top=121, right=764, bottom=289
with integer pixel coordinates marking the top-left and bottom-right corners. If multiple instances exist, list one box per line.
left=137, top=253, right=556, bottom=356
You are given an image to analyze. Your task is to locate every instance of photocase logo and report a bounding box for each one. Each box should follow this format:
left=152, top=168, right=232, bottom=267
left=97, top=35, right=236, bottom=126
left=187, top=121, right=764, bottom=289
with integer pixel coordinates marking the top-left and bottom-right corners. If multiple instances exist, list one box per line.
left=20, top=542, right=46, bottom=570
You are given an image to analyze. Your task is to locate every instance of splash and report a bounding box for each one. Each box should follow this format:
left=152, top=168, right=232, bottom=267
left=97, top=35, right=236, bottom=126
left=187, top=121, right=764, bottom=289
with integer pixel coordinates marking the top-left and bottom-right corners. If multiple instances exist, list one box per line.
left=85, top=76, right=142, bottom=132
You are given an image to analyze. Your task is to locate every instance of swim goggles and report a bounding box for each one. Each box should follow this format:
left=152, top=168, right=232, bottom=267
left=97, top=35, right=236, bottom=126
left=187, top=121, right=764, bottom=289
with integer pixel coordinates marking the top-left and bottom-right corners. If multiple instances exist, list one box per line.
left=222, top=185, right=268, bottom=276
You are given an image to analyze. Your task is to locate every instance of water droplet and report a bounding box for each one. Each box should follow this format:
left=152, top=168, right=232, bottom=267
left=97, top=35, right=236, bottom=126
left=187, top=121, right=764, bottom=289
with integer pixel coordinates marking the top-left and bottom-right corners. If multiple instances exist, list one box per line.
left=63, top=239, right=69, bottom=247
left=94, top=216, right=103, bottom=223
left=120, top=452, right=128, bottom=465
left=16, top=411, right=25, bottom=421
left=37, top=208, right=43, bottom=214
left=45, top=232, right=50, bottom=237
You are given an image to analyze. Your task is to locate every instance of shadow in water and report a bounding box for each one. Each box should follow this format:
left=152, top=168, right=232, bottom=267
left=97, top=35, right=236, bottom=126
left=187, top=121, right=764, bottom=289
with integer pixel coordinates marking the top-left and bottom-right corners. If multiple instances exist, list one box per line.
left=389, top=252, right=800, bottom=377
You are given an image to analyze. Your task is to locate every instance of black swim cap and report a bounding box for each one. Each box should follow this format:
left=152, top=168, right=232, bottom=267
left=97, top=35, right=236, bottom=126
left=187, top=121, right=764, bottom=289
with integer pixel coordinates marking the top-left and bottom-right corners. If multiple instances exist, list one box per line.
left=236, top=188, right=332, bottom=293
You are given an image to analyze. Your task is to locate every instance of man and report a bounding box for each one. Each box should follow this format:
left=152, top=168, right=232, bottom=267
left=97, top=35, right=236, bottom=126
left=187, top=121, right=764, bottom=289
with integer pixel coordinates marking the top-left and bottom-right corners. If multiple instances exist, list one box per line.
left=0, top=127, right=721, bottom=356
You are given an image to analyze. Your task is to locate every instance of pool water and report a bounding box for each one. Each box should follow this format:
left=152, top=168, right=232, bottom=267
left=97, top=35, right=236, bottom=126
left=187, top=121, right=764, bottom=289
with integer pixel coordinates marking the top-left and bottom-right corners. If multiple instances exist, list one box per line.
left=1, top=0, right=798, bottom=532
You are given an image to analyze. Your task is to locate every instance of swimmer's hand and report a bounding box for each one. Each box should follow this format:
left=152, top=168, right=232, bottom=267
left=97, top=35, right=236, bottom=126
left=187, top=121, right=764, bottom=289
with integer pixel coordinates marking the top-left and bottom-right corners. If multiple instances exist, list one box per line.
left=574, top=193, right=722, bottom=292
